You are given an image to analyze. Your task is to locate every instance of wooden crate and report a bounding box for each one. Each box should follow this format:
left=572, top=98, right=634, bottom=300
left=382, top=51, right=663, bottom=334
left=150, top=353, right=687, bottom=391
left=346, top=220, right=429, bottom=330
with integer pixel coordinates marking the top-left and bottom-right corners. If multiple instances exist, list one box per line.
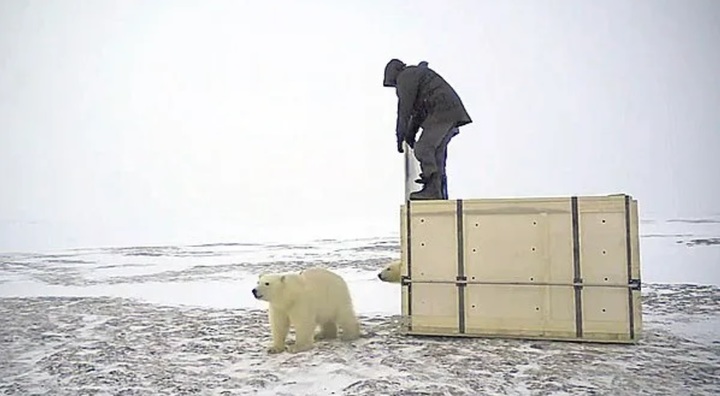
left=399, top=194, right=642, bottom=344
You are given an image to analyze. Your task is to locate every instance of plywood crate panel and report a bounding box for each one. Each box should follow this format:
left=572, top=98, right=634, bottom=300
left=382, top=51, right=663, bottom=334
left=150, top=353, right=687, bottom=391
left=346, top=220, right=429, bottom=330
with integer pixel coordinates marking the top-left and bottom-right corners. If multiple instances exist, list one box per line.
left=399, top=194, right=642, bottom=344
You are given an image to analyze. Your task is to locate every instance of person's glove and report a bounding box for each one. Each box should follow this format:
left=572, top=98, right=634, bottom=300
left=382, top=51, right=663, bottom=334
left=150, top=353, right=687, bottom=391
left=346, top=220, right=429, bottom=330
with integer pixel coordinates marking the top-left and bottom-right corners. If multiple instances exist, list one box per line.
left=404, top=130, right=417, bottom=149
left=396, top=114, right=421, bottom=153
left=404, top=119, right=420, bottom=149
left=396, top=133, right=405, bottom=153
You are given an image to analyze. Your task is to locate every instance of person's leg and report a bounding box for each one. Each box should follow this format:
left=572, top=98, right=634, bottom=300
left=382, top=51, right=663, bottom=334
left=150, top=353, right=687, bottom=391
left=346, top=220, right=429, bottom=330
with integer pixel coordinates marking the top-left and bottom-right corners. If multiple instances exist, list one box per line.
left=411, top=122, right=455, bottom=200
left=434, top=127, right=458, bottom=199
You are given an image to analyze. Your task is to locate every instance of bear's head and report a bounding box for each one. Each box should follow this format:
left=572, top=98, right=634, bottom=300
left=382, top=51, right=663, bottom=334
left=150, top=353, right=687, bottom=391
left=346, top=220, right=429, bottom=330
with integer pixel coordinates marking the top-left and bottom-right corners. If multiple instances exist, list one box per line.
left=377, top=259, right=402, bottom=283
left=252, top=273, right=287, bottom=302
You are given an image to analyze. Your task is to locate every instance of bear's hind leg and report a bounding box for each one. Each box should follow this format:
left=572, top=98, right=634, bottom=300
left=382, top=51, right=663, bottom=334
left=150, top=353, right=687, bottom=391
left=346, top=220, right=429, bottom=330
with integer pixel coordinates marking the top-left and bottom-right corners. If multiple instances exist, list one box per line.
left=315, top=322, right=337, bottom=340
left=338, top=311, right=360, bottom=341
left=268, top=307, right=290, bottom=354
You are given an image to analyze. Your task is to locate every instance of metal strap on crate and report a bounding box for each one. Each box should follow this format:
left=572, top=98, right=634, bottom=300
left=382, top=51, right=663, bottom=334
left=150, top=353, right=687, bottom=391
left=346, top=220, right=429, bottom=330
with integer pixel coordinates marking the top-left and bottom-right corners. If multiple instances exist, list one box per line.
left=456, top=199, right=466, bottom=334
left=402, top=279, right=640, bottom=288
left=404, top=199, right=413, bottom=331
left=624, top=195, right=636, bottom=340
left=571, top=196, right=584, bottom=338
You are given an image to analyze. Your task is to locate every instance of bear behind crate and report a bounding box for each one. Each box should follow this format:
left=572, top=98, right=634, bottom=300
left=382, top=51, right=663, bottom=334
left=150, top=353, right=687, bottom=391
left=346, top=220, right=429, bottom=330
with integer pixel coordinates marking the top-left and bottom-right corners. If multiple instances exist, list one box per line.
left=377, top=260, right=402, bottom=284
left=252, top=267, right=361, bottom=353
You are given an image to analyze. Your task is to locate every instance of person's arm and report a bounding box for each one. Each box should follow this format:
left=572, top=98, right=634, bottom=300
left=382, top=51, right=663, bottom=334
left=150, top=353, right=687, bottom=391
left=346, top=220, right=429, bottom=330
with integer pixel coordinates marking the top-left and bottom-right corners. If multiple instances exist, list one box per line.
left=395, top=68, right=422, bottom=151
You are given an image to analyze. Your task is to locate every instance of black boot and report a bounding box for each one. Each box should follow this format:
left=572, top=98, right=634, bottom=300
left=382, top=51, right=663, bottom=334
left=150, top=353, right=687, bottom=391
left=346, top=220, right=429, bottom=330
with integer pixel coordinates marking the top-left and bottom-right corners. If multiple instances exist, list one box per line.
left=415, top=173, right=449, bottom=200
left=409, top=174, right=443, bottom=201
left=414, top=173, right=428, bottom=184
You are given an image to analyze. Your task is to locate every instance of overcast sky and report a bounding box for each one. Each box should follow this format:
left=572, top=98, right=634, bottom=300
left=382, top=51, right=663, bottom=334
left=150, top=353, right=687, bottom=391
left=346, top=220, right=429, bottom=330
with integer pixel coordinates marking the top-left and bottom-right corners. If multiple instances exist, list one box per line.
left=1, top=0, right=719, bottom=252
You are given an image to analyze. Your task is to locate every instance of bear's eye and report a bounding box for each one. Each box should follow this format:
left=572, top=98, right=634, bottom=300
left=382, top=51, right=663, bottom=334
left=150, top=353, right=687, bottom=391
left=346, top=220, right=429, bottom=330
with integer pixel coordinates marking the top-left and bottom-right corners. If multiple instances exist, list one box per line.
left=264, top=282, right=270, bottom=286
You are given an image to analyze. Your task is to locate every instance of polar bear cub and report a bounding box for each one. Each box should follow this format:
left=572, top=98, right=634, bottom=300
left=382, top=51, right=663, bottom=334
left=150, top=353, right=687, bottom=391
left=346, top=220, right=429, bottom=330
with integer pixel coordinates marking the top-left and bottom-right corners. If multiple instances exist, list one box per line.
left=252, top=267, right=360, bottom=354
left=377, top=259, right=402, bottom=283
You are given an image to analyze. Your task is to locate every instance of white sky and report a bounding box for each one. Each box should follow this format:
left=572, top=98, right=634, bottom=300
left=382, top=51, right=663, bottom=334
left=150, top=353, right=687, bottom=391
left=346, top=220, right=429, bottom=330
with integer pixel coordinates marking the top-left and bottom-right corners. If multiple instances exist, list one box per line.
left=1, top=0, right=719, bottom=251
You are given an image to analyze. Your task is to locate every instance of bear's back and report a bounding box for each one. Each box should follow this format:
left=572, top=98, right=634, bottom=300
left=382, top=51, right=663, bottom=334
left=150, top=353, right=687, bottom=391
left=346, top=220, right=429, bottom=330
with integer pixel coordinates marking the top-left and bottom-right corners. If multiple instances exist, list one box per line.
left=299, top=268, right=354, bottom=319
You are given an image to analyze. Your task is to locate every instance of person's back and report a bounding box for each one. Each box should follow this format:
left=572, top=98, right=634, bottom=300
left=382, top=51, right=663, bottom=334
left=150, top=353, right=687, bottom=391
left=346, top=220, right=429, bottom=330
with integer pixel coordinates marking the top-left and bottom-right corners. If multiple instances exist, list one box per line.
left=395, top=64, right=472, bottom=132
left=384, top=59, right=472, bottom=200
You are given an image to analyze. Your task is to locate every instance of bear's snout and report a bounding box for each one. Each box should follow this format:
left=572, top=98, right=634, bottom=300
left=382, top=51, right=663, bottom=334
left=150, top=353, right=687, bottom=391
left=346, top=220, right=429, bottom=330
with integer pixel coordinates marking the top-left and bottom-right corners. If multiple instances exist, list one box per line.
left=377, top=273, right=383, bottom=279
left=252, top=288, right=259, bottom=298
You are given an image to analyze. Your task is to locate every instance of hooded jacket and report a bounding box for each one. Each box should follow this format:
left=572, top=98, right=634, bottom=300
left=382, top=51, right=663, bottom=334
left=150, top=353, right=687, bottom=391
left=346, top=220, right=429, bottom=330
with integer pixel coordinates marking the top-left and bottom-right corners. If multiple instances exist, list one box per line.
left=383, top=59, right=472, bottom=144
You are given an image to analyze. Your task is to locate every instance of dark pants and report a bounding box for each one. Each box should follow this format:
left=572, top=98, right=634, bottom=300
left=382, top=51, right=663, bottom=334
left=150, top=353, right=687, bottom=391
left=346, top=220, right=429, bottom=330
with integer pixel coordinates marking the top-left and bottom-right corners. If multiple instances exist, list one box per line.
left=414, top=122, right=459, bottom=199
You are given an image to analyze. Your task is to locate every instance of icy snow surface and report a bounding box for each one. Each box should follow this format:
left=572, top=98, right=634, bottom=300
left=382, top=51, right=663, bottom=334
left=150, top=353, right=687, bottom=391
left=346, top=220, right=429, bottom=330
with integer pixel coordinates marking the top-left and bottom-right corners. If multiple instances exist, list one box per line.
left=1, top=217, right=719, bottom=395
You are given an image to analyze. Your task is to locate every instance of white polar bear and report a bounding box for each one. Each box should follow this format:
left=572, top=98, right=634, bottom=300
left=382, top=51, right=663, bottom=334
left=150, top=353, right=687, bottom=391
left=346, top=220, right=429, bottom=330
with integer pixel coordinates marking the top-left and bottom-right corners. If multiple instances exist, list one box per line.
left=377, top=259, right=402, bottom=283
left=252, top=267, right=360, bottom=354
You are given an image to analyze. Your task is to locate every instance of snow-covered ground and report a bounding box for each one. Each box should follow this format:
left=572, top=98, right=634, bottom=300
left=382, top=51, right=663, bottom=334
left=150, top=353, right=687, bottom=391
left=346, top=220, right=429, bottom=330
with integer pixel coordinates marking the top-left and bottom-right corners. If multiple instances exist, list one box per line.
left=0, top=217, right=718, bottom=395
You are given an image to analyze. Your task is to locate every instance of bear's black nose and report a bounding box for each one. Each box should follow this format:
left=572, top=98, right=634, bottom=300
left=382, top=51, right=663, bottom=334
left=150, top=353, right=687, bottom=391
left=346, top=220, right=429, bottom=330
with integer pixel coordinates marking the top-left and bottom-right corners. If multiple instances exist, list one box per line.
left=252, top=288, right=258, bottom=297
left=377, top=274, right=382, bottom=279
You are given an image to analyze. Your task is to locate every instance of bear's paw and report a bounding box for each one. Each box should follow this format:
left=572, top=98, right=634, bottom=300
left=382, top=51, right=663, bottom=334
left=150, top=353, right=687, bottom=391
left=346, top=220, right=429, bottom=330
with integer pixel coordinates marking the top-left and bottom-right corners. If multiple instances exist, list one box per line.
left=267, top=345, right=286, bottom=354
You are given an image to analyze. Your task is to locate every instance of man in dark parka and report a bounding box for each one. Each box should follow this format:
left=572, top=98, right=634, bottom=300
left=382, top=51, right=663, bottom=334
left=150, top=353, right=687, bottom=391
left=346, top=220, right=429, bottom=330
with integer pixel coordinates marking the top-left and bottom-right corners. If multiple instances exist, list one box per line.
left=383, top=58, right=472, bottom=200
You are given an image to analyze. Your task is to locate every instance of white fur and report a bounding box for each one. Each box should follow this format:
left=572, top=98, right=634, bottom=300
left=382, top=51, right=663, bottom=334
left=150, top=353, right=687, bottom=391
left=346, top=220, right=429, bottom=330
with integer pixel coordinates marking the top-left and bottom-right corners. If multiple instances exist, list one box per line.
left=252, top=268, right=360, bottom=354
left=377, top=259, right=402, bottom=283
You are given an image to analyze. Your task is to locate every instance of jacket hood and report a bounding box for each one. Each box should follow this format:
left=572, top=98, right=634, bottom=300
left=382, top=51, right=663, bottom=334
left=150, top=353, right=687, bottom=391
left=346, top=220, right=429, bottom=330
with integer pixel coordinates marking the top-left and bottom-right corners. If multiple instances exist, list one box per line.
left=383, top=58, right=406, bottom=87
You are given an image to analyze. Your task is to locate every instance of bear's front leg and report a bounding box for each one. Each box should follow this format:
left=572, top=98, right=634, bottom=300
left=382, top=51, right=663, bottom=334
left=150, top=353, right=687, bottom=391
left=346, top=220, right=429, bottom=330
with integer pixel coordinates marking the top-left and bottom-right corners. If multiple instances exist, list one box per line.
left=267, top=307, right=289, bottom=354
left=287, top=310, right=315, bottom=353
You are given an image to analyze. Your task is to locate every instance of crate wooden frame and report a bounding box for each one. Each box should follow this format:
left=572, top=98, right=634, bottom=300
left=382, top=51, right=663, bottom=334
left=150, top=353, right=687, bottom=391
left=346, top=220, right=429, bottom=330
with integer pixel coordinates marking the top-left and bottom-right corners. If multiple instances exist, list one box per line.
left=399, top=194, right=642, bottom=344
